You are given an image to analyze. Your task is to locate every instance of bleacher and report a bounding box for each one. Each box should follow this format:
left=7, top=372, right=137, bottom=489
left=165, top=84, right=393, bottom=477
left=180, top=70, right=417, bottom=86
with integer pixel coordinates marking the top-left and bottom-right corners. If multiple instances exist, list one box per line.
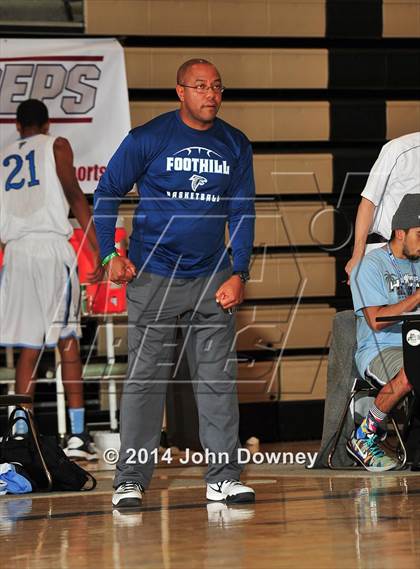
left=1, top=0, right=420, bottom=440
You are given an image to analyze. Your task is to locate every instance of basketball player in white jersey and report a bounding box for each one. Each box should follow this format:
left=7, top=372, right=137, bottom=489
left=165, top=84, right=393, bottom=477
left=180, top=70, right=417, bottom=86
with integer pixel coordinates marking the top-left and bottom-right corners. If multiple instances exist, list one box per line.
left=0, top=99, right=101, bottom=459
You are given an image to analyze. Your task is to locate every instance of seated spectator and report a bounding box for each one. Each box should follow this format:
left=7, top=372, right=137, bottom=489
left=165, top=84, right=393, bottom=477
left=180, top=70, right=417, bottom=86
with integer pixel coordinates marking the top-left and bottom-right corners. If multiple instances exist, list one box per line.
left=348, top=194, right=420, bottom=471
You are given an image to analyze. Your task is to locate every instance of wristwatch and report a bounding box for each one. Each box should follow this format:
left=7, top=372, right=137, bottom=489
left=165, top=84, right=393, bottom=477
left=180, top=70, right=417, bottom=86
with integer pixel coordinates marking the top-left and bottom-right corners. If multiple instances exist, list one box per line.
left=233, top=271, right=250, bottom=284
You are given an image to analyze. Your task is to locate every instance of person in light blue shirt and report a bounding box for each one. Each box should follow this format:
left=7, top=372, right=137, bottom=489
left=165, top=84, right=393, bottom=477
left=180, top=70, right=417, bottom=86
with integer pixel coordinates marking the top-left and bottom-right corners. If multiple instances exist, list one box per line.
left=351, top=249, right=419, bottom=379
left=94, top=59, right=256, bottom=508
left=348, top=194, right=420, bottom=472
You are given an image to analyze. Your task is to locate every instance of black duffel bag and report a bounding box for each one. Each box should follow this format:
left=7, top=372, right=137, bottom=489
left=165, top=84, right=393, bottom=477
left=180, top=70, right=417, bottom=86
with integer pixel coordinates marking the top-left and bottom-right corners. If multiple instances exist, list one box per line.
left=0, top=409, right=96, bottom=492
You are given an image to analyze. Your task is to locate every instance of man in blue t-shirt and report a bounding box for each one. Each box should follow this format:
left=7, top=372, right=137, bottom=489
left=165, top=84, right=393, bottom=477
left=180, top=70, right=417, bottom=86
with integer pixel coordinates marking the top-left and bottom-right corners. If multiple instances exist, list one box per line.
left=94, top=59, right=256, bottom=507
left=349, top=194, right=420, bottom=471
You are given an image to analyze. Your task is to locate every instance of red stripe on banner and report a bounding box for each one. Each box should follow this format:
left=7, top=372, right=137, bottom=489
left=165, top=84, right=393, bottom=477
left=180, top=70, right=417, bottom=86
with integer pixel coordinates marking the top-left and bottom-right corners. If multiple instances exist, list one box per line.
left=50, top=117, right=93, bottom=123
left=0, top=56, right=104, bottom=62
left=0, top=117, right=93, bottom=124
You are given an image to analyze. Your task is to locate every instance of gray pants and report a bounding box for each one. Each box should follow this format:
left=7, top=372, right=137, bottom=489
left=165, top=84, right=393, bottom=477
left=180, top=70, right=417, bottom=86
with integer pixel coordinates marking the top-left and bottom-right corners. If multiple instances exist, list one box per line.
left=114, top=267, right=243, bottom=489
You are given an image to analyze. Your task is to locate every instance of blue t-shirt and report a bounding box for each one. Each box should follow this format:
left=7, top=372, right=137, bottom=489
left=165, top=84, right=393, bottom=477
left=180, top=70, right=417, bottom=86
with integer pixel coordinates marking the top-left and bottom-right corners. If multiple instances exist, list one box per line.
left=93, top=110, right=255, bottom=278
left=350, top=246, right=420, bottom=376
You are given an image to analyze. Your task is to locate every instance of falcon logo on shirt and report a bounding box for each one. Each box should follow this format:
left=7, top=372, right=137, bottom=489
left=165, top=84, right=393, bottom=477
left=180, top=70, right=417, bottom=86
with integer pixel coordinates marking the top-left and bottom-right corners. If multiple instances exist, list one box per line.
left=189, top=174, right=208, bottom=191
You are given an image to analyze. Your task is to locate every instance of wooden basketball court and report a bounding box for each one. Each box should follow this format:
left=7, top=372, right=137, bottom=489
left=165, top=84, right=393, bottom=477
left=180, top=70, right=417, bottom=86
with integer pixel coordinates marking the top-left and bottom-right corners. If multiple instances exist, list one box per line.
left=2, top=441, right=420, bottom=569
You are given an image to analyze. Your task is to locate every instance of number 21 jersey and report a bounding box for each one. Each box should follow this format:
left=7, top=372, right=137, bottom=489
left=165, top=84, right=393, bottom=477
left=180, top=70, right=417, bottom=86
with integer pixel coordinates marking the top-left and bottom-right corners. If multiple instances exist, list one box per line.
left=0, top=134, right=73, bottom=243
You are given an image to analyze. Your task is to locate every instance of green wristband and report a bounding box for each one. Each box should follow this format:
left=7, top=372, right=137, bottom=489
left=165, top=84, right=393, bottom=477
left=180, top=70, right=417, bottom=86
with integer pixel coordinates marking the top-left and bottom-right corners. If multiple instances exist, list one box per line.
left=101, top=251, right=119, bottom=266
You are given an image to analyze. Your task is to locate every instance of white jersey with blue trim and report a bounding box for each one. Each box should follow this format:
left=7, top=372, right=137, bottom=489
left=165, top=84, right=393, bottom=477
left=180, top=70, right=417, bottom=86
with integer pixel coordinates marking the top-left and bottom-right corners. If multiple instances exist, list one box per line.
left=0, top=133, right=72, bottom=243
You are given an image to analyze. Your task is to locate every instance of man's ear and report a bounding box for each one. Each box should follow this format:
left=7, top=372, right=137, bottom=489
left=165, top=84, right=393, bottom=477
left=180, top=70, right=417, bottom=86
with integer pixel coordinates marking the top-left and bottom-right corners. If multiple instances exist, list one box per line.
left=395, top=228, right=406, bottom=241
left=175, top=84, right=184, bottom=102
left=16, top=121, right=23, bottom=136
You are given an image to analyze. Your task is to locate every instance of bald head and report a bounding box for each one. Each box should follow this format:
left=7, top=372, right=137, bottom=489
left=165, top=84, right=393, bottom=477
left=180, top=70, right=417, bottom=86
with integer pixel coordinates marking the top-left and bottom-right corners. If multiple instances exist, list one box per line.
left=176, top=59, right=219, bottom=85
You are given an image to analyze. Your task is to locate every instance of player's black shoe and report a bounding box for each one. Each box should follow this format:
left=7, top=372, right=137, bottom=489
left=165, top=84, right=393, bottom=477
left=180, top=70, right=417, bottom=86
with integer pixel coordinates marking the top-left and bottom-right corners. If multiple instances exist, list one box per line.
left=112, top=481, right=144, bottom=508
left=63, top=432, right=99, bottom=461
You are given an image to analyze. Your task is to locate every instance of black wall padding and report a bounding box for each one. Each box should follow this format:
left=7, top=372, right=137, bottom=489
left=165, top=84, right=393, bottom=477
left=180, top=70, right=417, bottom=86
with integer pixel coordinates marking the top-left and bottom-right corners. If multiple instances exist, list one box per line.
left=329, top=49, right=420, bottom=89
left=330, top=101, right=386, bottom=141
left=239, top=401, right=324, bottom=442
left=388, top=51, right=420, bottom=88
left=332, top=146, right=381, bottom=194
left=239, top=403, right=280, bottom=443
left=326, top=0, right=382, bottom=38
left=277, top=401, right=324, bottom=441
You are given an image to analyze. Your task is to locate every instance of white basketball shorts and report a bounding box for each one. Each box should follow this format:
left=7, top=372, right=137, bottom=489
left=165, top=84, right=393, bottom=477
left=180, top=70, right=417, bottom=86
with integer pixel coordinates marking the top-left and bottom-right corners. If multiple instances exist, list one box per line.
left=0, top=235, right=81, bottom=348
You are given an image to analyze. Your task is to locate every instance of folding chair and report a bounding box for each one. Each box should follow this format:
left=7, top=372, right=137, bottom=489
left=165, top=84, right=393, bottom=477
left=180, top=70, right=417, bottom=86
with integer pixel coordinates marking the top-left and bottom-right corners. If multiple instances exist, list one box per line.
left=328, top=376, right=410, bottom=470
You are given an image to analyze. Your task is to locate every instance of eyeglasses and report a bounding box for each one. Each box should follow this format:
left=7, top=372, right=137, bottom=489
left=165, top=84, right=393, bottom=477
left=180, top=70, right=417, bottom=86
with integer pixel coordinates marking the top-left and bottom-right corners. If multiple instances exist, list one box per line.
left=179, top=83, right=225, bottom=94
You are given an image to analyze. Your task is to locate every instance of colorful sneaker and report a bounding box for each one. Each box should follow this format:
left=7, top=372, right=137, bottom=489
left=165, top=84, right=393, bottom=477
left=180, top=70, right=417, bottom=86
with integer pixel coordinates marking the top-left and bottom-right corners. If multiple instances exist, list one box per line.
left=63, top=432, right=99, bottom=461
left=346, top=432, right=398, bottom=472
left=376, top=426, right=388, bottom=443
left=112, top=481, right=144, bottom=508
left=206, top=480, right=255, bottom=503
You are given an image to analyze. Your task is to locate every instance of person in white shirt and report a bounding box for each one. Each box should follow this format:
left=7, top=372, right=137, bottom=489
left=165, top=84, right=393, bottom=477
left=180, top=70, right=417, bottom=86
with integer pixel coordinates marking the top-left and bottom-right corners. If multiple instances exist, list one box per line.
left=0, top=99, right=102, bottom=459
left=345, top=132, right=420, bottom=279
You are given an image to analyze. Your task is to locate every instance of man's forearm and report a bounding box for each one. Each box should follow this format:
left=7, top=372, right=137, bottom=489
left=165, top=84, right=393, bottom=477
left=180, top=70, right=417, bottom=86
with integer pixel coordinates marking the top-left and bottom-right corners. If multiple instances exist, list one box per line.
left=93, top=188, right=122, bottom=260
left=352, top=197, right=376, bottom=257
left=366, top=291, right=420, bottom=331
left=228, top=215, right=254, bottom=272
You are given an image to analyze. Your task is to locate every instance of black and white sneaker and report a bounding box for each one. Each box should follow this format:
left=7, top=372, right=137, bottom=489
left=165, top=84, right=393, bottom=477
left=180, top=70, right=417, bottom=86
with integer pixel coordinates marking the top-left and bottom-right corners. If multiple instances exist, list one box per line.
left=63, top=432, right=99, bottom=461
left=206, top=480, right=255, bottom=503
left=206, top=503, right=255, bottom=526
left=112, top=481, right=144, bottom=508
left=112, top=508, right=143, bottom=527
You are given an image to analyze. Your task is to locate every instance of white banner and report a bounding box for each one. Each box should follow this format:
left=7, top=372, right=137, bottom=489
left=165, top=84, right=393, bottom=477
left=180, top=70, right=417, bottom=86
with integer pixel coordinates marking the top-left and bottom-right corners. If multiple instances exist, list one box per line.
left=0, top=38, right=131, bottom=193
